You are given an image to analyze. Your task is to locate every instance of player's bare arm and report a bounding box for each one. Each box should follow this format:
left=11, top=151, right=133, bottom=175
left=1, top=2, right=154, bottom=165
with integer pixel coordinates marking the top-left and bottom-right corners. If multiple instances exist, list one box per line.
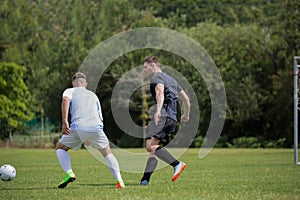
left=154, top=83, right=164, bottom=125
left=61, top=96, right=71, bottom=135
left=178, top=90, right=190, bottom=123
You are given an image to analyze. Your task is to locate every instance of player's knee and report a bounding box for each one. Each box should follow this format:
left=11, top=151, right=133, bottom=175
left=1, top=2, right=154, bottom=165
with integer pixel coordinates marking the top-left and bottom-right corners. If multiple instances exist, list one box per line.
left=146, top=145, right=154, bottom=153
left=99, top=145, right=111, bottom=157
left=55, top=142, right=69, bottom=151
left=55, top=142, right=61, bottom=150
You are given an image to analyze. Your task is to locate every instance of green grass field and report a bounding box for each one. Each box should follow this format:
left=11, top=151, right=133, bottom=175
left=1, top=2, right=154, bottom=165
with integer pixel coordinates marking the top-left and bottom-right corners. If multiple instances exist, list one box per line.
left=0, top=148, right=299, bottom=200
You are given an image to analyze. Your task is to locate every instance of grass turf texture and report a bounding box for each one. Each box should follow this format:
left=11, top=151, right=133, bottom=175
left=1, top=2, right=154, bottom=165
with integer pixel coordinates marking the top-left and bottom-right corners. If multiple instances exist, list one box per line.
left=0, top=148, right=299, bottom=200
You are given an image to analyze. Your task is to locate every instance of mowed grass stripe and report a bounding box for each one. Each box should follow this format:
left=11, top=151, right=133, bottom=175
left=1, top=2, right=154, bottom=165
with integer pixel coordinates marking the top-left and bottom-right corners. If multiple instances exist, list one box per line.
left=0, top=148, right=299, bottom=200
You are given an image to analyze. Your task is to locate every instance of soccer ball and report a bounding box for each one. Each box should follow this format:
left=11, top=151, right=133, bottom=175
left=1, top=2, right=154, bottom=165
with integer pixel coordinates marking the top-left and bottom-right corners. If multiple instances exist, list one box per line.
left=0, top=164, right=16, bottom=181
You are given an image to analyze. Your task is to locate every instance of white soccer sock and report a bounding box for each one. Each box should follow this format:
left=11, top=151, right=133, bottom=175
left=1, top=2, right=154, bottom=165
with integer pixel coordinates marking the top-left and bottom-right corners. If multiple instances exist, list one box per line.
left=56, top=149, right=72, bottom=173
left=105, top=153, right=122, bottom=181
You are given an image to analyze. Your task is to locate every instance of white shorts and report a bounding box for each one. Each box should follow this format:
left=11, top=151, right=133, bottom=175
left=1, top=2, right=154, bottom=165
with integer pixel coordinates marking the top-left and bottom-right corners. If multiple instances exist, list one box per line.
left=59, top=130, right=109, bottom=150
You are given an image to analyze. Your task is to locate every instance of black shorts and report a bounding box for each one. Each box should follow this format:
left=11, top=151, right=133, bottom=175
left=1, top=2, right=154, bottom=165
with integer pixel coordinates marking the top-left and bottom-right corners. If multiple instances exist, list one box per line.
left=146, top=117, right=177, bottom=146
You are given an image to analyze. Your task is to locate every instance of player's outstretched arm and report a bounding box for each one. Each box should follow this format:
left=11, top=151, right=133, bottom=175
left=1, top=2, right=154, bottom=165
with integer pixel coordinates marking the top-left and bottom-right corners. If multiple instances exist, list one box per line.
left=154, top=84, right=164, bottom=125
left=61, top=96, right=71, bottom=135
left=179, top=90, right=190, bottom=123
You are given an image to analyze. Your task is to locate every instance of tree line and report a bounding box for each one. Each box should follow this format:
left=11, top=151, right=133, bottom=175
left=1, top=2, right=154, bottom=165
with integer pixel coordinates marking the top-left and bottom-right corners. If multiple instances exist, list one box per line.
left=0, top=0, right=299, bottom=147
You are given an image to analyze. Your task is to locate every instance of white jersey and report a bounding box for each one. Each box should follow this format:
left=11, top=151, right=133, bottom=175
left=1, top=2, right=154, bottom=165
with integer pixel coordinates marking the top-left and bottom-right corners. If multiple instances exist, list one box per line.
left=63, top=87, right=104, bottom=132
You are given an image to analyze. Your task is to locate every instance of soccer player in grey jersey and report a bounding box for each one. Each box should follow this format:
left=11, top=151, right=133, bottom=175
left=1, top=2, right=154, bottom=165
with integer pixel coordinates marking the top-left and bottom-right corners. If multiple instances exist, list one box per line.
left=140, top=56, right=190, bottom=185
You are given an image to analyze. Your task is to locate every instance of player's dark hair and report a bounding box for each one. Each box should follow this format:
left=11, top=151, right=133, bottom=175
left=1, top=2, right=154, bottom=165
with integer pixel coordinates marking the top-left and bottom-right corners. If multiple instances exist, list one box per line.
left=144, top=56, right=159, bottom=65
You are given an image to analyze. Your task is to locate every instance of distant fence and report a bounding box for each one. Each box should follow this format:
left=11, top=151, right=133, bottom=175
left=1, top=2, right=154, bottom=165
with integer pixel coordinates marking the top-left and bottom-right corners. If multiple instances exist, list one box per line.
left=0, top=118, right=63, bottom=148
left=0, top=132, right=61, bottom=148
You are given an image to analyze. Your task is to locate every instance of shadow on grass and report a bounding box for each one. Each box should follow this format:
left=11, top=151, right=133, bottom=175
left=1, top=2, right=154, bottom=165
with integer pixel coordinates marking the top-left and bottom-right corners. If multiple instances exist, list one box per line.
left=0, top=187, right=69, bottom=190
left=79, top=183, right=139, bottom=187
left=0, top=183, right=140, bottom=191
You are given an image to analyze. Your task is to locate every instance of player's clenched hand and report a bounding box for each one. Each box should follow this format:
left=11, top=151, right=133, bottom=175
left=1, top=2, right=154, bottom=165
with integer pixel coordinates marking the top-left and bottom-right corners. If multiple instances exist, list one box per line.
left=62, top=121, right=71, bottom=135
left=181, top=114, right=189, bottom=123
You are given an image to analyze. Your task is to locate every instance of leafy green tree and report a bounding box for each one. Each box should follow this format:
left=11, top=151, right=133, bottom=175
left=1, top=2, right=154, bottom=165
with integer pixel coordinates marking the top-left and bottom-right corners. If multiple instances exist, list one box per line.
left=182, top=22, right=290, bottom=143
left=129, top=0, right=282, bottom=27
left=261, top=0, right=300, bottom=146
left=0, top=62, right=35, bottom=140
left=0, top=0, right=297, bottom=147
left=278, top=0, right=300, bottom=56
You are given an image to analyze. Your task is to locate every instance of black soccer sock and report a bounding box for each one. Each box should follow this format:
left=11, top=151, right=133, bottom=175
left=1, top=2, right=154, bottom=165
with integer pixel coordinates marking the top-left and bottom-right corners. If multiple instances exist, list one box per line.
left=154, top=146, right=180, bottom=167
left=141, top=157, right=158, bottom=182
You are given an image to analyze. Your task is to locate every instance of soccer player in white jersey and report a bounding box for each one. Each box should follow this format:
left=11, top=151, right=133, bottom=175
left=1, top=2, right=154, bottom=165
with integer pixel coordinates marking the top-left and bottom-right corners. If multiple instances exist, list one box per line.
left=55, top=72, right=125, bottom=188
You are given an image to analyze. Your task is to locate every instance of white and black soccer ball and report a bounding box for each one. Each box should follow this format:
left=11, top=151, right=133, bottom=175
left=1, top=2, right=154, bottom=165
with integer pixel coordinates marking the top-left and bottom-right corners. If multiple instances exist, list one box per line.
left=0, top=164, right=16, bottom=181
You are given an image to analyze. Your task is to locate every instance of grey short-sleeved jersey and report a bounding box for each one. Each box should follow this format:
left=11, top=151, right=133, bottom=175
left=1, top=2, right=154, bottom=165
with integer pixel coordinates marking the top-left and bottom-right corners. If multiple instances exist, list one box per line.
left=150, top=72, right=183, bottom=121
